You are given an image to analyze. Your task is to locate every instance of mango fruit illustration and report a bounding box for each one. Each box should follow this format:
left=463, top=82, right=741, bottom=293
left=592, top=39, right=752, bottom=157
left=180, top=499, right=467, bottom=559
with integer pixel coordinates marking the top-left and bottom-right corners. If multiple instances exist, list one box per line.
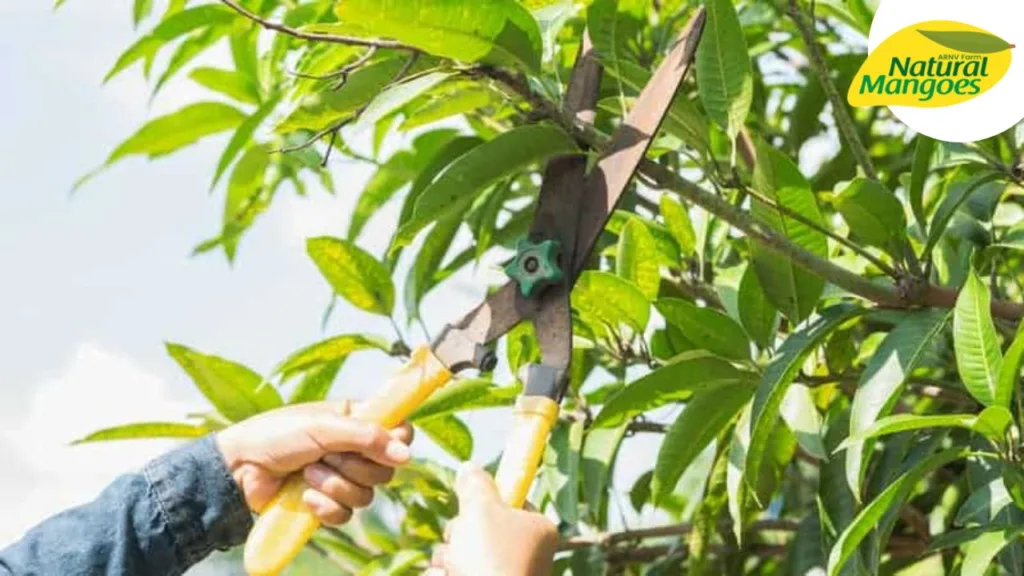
left=848, top=21, right=1013, bottom=108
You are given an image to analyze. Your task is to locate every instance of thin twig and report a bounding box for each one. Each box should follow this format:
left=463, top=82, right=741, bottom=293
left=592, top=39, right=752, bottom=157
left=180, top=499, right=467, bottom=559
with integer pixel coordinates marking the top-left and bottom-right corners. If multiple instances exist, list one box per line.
left=742, top=186, right=900, bottom=278
left=289, top=47, right=377, bottom=85
left=786, top=0, right=878, bottom=180
left=559, top=519, right=798, bottom=551
left=219, top=0, right=413, bottom=50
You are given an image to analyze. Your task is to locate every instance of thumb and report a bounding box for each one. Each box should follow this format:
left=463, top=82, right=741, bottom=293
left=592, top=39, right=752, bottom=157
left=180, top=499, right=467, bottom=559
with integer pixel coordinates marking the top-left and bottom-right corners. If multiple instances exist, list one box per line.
left=454, top=462, right=501, bottom=509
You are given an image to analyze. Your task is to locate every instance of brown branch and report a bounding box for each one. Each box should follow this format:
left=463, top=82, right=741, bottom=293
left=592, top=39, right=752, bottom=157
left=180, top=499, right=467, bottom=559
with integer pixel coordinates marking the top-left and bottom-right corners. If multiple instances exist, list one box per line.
left=786, top=0, right=878, bottom=180
left=219, top=0, right=414, bottom=50
left=559, top=519, right=799, bottom=551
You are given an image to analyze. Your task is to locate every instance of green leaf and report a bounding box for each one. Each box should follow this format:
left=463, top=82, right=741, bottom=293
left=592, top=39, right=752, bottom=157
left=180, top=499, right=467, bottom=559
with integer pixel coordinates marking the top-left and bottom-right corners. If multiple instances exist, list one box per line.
left=629, top=470, right=653, bottom=513
left=572, top=271, right=651, bottom=334
left=656, top=298, right=750, bottom=361
left=211, top=94, right=282, bottom=191
left=87, top=102, right=246, bottom=185
left=660, top=196, right=698, bottom=257
left=955, top=271, right=1005, bottom=407
left=72, top=422, right=208, bottom=444
left=189, top=67, right=261, bottom=105
left=133, top=0, right=154, bottom=26
left=835, top=178, right=907, bottom=258
left=974, top=406, right=1015, bottom=443
left=924, top=170, right=1006, bottom=258
left=275, top=334, right=390, bottom=380
left=696, top=0, right=753, bottom=140
left=653, top=382, right=753, bottom=502
left=917, top=30, right=1015, bottom=54
left=410, top=379, right=517, bottom=421
left=405, top=216, right=462, bottom=323
left=543, top=418, right=583, bottom=524
left=737, top=264, right=778, bottom=349
left=333, top=0, right=543, bottom=73
left=401, top=86, right=496, bottom=131
left=617, top=217, right=661, bottom=301
left=746, top=304, right=864, bottom=491
left=608, top=60, right=710, bottom=154
left=837, top=413, right=980, bottom=452
left=826, top=447, right=972, bottom=576
left=219, top=144, right=270, bottom=259
left=307, top=237, right=396, bottom=317
left=152, top=25, right=232, bottom=99
left=785, top=512, right=827, bottom=576
left=166, top=343, right=283, bottom=422
left=910, top=135, right=935, bottom=233
left=103, top=4, right=236, bottom=82
left=288, top=360, right=345, bottom=404
left=846, top=308, right=951, bottom=497
left=962, top=528, right=1024, bottom=576
left=998, top=322, right=1024, bottom=413
left=606, top=210, right=680, bottom=267
left=394, top=123, right=577, bottom=248
left=955, top=478, right=1014, bottom=527
left=354, top=71, right=455, bottom=132
left=593, top=351, right=752, bottom=428
left=780, top=384, right=827, bottom=460
left=588, top=0, right=644, bottom=101
left=750, top=141, right=829, bottom=322
left=416, top=415, right=473, bottom=461
left=349, top=130, right=459, bottom=241
left=278, top=56, right=410, bottom=133
left=581, top=424, right=628, bottom=525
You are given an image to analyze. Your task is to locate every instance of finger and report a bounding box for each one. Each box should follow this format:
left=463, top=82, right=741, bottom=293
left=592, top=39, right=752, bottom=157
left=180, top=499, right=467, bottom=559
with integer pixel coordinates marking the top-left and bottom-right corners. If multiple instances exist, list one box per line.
left=454, top=462, right=501, bottom=508
left=301, top=489, right=353, bottom=526
left=322, top=453, right=395, bottom=487
left=308, top=416, right=412, bottom=467
left=423, top=569, right=446, bottom=576
left=390, top=421, right=414, bottom=445
left=304, top=464, right=375, bottom=509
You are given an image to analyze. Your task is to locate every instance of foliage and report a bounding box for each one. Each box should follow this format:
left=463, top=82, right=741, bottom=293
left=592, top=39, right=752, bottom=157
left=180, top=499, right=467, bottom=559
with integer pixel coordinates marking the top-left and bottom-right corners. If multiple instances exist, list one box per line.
left=60, top=0, right=1024, bottom=574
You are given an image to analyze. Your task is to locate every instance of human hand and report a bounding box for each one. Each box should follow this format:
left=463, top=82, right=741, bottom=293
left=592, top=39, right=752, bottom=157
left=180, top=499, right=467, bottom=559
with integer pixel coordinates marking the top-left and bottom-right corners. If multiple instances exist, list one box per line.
left=427, top=463, right=559, bottom=576
left=215, top=400, right=413, bottom=526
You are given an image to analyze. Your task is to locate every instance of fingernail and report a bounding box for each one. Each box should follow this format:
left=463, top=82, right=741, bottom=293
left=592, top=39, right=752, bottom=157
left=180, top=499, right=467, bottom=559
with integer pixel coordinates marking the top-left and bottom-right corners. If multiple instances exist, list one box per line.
left=385, top=440, right=411, bottom=462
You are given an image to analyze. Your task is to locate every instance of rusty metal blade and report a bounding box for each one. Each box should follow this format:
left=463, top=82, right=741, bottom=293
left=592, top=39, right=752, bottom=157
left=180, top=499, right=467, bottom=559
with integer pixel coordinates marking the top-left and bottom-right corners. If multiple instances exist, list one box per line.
left=571, top=8, right=706, bottom=278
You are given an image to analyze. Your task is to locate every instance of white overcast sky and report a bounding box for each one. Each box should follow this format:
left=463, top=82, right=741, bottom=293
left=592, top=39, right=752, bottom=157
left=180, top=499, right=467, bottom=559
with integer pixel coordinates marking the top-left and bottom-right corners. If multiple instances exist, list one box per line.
left=0, top=3, right=684, bottom=569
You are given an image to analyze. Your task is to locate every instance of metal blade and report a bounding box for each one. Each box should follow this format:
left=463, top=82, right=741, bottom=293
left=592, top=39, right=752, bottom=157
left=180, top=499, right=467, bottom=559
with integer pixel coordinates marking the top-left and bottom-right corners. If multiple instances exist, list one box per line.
left=571, top=8, right=706, bottom=278
left=430, top=33, right=604, bottom=375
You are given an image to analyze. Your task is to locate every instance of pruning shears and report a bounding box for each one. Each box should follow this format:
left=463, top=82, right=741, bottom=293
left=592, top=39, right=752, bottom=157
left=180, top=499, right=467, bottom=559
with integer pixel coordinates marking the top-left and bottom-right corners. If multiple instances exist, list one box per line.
left=243, top=9, right=707, bottom=576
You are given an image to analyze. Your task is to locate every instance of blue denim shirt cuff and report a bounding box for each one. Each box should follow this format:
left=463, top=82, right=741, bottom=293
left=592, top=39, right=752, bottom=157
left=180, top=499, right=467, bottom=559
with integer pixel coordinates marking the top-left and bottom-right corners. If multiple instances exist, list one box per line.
left=143, top=434, right=254, bottom=565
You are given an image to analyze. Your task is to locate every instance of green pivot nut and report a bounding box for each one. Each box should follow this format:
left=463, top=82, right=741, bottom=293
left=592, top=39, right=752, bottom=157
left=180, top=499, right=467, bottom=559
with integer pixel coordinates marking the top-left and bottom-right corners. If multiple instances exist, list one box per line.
left=504, top=238, right=564, bottom=298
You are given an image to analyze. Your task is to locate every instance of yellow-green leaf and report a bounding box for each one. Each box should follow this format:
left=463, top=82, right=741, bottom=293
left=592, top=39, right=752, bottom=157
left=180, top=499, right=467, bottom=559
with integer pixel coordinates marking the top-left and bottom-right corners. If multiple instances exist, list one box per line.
left=954, top=271, right=1005, bottom=407
left=72, top=422, right=209, bottom=444
left=696, top=0, right=753, bottom=140
left=166, top=343, right=283, bottom=422
left=307, top=237, right=396, bottom=316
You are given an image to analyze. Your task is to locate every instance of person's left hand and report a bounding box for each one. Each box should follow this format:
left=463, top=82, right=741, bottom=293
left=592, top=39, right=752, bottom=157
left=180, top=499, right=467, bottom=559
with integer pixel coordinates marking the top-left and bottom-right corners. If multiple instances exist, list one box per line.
left=215, top=400, right=414, bottom=526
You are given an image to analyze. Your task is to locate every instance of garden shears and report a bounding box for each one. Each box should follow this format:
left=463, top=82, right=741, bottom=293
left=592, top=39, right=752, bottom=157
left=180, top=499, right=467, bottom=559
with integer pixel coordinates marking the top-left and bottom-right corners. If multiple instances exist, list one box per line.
left=243, top=9, right=707, bottom=575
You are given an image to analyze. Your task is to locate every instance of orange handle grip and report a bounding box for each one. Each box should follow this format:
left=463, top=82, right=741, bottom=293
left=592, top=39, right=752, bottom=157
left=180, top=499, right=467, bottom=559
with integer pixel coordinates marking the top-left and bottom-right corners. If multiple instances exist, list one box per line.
left=493, top=396, right=560, bottom=508
left=242, top=346, right=452, bottom=576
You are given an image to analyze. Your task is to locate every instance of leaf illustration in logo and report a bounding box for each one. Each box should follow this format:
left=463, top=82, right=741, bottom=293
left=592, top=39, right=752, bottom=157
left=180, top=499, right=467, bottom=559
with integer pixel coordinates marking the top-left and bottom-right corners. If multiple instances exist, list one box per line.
left=917, top=30, right=1015, bottom=54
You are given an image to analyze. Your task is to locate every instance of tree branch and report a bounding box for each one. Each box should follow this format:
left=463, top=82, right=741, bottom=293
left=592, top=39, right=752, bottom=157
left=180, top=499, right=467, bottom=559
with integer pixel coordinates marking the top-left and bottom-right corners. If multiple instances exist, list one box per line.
left=219, top=0, right=414, bottom=50
left=786, top=0, right=878, bottom=181
left=559, top=519, right=799, bottom=551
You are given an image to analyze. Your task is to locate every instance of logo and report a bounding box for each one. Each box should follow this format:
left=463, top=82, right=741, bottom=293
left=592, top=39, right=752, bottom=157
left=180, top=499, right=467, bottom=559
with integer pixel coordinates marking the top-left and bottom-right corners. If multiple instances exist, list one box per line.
left=850, top=0, right=1024, bottom=142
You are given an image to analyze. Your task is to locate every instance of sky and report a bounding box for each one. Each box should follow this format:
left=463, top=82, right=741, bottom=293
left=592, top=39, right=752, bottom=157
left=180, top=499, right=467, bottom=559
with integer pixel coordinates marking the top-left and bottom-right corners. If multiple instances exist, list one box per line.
left=0, top=2, right=679, bottom=571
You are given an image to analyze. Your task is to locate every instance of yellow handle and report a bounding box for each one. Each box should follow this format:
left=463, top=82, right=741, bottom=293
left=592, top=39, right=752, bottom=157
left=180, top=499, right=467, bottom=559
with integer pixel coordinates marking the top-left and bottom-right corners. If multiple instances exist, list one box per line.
left=493, top=396, right=561, bottom=508
left=243, top=346, right=453, bottom=576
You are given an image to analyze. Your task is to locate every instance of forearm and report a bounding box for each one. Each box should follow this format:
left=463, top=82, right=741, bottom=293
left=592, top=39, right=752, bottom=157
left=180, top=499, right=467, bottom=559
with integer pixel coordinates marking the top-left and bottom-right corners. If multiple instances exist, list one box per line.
left=0, top=435, right=253, bottom=576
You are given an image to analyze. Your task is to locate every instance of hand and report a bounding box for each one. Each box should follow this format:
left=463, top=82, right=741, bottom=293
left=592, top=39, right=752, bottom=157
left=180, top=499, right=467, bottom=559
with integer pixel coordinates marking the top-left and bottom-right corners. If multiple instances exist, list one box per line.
left=215, top=400, right=413, bottom=526
left=427, top=463, right=559, bottom=576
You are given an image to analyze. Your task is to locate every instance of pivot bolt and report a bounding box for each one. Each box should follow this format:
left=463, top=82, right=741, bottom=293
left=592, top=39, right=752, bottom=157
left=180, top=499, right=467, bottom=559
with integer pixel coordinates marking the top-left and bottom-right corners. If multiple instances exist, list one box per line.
left=503, top=238, right=564, bottom=299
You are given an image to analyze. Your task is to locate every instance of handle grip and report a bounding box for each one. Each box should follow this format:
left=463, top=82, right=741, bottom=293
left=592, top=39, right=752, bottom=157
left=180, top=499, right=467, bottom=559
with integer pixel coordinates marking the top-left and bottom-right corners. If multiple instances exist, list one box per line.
left=493, top=396, right=561, bottom=508
left=243, top=346, right=453, bottom=576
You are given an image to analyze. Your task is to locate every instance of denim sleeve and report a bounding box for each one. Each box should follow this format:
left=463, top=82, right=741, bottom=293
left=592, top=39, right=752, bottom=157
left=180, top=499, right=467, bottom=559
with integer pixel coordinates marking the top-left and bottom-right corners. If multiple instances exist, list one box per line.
left=0, top=435, right=254, bottom=576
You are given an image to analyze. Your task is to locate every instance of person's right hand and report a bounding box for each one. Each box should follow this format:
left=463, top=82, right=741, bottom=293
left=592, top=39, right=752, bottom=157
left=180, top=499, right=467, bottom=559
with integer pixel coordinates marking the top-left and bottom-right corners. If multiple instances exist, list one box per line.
left=427, top=464, right=559, bottom=576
